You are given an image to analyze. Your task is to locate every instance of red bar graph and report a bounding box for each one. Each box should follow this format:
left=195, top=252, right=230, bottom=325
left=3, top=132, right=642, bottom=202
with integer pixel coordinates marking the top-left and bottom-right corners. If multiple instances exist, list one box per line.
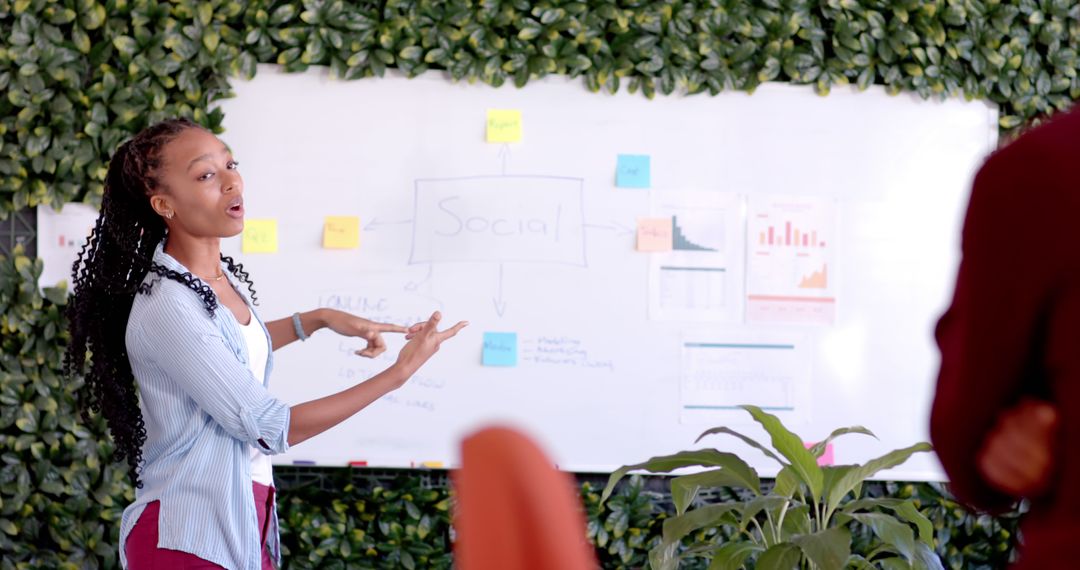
left=758, top=222, right=827, bottom=249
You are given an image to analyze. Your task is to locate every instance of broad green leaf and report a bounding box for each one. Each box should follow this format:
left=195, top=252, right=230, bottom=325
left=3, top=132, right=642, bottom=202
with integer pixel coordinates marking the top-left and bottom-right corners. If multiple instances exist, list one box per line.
left=743, top=405, right=823, bottom=501
left=779, top=504, right=812, bottom=540
left=72, top=27, right=92, bottom=53
left=846, top=512, right=917, bottom=562
left=661, top=503, right=742, bottom=546
left=824, top=443, right=932, bottom=519
left=792, top=526, right=851, bottom=570
left=707, top=542, right=762, bottom=570
left=82, top=3, right=106, bottom=29
left=518, top=25, right=542, bottom=41
left=203, top=31, right=220, bottom=53
left=648, top=541, right=680, bottom=570
left=672, top=465, right=761, bottom=515
left=399, top=46, right=423, bottom=61
left=756, top=543, right=802, bottom=570
left=696, top=426, right=784, bottom=465
left=601, top=449, right=759, bottom=503
left=198, top=3, right=213, bottom=26
left=271, top=4, right=297, bottom=25
left=740, top=496, right=789, bottom=532
left=913, top=541, right=945, bottom=570
left=0, top=519, right=17, bottom=535
left=878, top=557, right=911, bottom=570
left=822, top=465, right=857, bottom=506
left=773, top=466, right=801, bottom=498
left=842, top=498, right=933, bottom=546
left=808, top=426, right=876, bottom=457
left=999, top=115, right=1024, bottom=129
left=847, top=555, right=878, bottom=570
left=112, top=36, right=137, bottom=56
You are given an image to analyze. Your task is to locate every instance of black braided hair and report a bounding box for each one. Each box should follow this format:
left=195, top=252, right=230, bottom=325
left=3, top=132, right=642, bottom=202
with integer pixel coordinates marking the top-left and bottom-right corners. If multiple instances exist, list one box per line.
left=64, top=118, right=258, bottom=487
left=220, top=254, right=258, bottom=305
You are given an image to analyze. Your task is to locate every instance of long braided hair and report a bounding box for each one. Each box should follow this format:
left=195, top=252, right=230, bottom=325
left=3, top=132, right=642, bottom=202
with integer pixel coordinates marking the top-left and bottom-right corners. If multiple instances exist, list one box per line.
left=65, top=118, right=257, bottom=487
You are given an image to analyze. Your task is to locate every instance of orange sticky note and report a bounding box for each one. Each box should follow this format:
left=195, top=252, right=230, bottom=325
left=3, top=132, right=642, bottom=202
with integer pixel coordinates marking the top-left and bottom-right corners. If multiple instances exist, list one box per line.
left=323, top=216, right=360, bottom=249
left=637, top=218, right=673, bottom=252
left=486, top=109, right=522, bottom=143
left=243, top=219, right=278, bottom=253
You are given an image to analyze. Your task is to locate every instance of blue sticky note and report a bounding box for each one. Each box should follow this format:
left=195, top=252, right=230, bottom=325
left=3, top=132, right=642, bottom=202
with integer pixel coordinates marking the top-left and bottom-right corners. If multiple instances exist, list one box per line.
left=482, top=332, right=518, bottom=367
left=616, top=154, right=651, bottom=188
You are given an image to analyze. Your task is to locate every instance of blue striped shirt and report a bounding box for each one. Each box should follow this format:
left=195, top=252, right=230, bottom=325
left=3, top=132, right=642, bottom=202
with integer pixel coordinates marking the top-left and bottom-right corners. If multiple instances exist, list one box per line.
left=119, top=240, right=290, bottom=570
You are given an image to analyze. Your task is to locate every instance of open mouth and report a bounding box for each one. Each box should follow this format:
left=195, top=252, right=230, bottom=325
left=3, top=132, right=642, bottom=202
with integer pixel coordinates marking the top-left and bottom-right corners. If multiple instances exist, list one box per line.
left=226, top=199, right=244, bottom=217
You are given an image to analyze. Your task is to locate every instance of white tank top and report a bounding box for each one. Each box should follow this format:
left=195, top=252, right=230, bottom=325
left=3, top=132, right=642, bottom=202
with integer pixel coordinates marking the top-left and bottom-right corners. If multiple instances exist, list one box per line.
left=238, top=312, right=274, bottom=486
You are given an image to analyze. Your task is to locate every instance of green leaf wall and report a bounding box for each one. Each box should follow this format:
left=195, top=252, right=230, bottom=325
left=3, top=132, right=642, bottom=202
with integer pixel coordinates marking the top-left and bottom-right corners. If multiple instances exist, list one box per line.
left=2, top=0, right=1049, bottom=567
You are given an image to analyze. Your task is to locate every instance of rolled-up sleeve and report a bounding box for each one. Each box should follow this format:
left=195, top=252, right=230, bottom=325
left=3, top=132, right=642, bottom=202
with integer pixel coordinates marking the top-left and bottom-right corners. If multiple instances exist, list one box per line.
left=135, top=295, right=290, bottom=454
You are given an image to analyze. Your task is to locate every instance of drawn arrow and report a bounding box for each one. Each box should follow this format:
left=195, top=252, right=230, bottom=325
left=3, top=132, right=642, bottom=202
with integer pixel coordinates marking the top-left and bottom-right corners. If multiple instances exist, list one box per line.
left=404, top=264, right=433, bottom=292
left=493, top=263, right=507, bottom=317
left=584, top=220, right=634, bottom=236
left=497, top=144, right=511, bottom=176
left=363, top=217, right=413, bottom=231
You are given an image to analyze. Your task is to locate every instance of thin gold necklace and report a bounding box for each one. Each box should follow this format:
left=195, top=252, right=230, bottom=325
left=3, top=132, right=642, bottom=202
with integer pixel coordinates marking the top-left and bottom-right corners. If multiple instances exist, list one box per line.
left=202, top=271, right=225, bottom=282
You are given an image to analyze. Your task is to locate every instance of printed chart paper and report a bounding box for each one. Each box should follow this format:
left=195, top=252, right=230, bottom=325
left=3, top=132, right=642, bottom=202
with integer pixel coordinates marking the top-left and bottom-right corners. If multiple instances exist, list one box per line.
left=746, top=195, right=837, bottom=325
left=680, top=331, right=811, bottom=424
left=648, top=192, right=744, bottom=322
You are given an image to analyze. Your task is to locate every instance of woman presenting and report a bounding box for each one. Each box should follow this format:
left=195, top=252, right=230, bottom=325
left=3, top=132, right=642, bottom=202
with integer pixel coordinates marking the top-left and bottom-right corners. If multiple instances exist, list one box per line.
left=65, top=118, right=466, bottom=569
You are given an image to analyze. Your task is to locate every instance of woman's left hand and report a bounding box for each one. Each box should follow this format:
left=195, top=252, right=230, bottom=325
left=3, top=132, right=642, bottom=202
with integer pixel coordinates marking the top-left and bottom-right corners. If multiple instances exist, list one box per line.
left=321, top=309, right=409, bottom=358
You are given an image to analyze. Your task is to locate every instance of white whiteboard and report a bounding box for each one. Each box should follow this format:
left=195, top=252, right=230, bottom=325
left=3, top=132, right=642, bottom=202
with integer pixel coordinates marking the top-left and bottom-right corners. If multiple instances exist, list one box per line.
left=214, top=65, right=997, bottom=480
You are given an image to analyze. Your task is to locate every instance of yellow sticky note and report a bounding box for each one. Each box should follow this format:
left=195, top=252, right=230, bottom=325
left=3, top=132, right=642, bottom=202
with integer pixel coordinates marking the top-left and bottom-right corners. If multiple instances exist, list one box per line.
left=323, top=216, right=360, bottom=249
left=637, top=218, right=673, bottom=252
left=243, top=219, right=278, bottom=253
left=486, top=109, right=522, bottom=143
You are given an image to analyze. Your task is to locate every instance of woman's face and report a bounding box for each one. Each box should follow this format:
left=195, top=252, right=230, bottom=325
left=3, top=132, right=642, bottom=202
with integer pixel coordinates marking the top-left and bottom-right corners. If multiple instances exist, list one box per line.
left=151, top=127, right=245, bottom=238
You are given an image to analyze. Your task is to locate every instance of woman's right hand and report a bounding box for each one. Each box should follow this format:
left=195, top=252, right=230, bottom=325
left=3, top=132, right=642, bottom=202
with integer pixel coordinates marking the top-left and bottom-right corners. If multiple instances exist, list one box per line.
left=392, top=311, right=467, bottom=386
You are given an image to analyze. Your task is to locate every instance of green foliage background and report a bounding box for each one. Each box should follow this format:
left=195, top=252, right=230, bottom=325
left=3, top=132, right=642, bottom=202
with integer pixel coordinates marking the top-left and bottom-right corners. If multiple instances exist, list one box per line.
left=1, top=0, right=1051, bottom=567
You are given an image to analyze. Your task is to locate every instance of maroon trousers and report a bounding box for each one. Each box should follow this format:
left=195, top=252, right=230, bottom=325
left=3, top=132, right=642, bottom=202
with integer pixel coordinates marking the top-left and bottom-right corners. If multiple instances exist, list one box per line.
left=125, top=483, right=276, bottom=569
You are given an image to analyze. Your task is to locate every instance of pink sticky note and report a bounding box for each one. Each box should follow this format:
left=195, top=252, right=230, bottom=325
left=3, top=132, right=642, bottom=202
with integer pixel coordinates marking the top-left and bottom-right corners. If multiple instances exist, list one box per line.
left=804, top=441, right=835, bottom=466
left=637, top=218, right=673, bottom=252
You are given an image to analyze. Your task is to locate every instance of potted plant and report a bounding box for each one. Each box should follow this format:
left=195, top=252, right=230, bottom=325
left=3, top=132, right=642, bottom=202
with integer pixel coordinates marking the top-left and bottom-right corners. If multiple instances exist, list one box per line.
left=601, top=405, right=941, bottom=570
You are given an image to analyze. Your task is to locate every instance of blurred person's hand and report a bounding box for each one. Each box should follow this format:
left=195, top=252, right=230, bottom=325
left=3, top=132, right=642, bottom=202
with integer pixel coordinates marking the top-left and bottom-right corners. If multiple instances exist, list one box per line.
left=977, top=399, right=1059, bottom=497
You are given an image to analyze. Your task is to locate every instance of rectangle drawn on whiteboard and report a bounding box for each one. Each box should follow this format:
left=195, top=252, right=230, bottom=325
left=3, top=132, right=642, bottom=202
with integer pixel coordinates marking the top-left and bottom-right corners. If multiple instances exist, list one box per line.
left=680, top=334, right=810, bottom=424
left=746, top=195, right=836, bottom=325
left=648, top=192, right=743, bottom=322
left=410, top=176, right=586, bottom=266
